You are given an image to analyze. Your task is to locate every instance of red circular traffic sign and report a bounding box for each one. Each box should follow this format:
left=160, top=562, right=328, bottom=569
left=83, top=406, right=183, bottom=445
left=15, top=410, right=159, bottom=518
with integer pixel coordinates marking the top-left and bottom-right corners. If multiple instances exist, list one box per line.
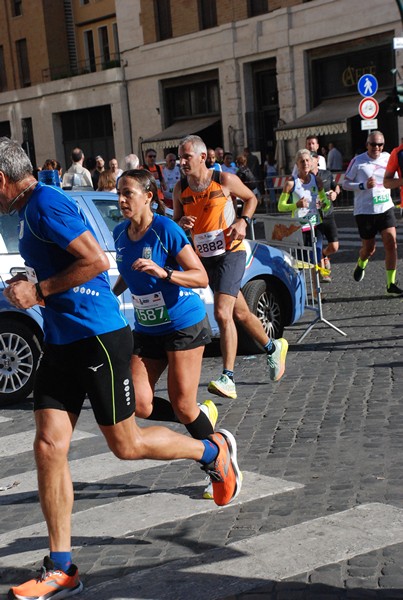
left=359, top=97, right=379, bottom=119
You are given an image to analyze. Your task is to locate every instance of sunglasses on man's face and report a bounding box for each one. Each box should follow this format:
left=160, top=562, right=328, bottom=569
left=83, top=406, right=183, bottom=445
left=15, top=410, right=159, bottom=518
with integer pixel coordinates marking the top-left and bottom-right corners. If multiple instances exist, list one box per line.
left=368, top=142, right=383, bottom=148
left=148, top=154, right=157, bottom=159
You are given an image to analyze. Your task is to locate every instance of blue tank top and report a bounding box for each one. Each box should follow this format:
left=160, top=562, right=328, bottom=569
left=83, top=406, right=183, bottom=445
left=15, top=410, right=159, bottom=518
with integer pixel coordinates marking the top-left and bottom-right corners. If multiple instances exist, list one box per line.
left=18, top=182, right=127, bottom=344
left=113, top=213, right=205, bottom=334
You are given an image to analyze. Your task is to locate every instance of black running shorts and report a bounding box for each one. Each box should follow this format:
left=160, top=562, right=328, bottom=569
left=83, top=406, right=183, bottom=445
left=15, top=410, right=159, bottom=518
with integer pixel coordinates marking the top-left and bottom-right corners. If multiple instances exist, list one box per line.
left=34, top=325, right=135, bottom=426
left=132, top=315, right=211, bottom=360
left=317, top=214, right=339, bottom=243
left=355, top=208, right=396, bottom=240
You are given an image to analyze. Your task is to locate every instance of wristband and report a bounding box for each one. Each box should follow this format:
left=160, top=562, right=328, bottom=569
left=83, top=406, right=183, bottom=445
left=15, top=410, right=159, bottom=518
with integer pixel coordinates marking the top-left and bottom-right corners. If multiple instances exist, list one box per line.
left=35, top=282, right=45, bottom=301
left=359, top=182, right=365, bottom=191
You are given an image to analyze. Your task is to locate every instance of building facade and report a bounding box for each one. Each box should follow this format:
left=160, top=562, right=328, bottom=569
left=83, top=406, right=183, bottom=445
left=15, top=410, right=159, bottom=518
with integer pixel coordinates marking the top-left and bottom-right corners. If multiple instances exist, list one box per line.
left=0, top=0, right=401, bottom=173
left=0, top=0, right=129, bottom=169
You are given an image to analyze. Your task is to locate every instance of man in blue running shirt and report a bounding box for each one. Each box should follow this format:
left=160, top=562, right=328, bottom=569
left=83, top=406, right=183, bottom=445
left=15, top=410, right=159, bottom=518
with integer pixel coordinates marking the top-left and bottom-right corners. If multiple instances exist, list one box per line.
left=0, top=138, right=242, bottom=600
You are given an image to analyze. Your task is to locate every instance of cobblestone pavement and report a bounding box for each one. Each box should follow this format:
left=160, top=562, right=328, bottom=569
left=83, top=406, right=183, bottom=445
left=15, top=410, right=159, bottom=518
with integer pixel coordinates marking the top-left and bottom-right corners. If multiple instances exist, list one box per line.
left=1, top=209, right=403, bottom=599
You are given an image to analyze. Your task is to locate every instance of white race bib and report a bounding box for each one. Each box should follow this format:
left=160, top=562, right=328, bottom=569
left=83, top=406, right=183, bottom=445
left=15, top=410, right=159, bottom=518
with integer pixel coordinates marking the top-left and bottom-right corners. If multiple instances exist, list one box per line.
left=194, top=229, right=226, bottom=257
left=131, top=291, right=171, bottom=327
left=371, top=187, right=390, bottom=205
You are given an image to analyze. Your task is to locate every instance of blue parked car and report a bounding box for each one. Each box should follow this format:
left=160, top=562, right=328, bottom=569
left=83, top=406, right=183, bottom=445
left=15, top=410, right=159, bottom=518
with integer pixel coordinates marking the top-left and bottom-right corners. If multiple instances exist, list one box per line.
left=0, top=191, right=305, bottom=405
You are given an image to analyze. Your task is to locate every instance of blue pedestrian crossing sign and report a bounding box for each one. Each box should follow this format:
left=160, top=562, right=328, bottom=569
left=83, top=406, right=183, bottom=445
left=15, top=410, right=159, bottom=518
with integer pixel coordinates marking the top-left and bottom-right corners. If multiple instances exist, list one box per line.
left=357, top=74, right=378, bottom=98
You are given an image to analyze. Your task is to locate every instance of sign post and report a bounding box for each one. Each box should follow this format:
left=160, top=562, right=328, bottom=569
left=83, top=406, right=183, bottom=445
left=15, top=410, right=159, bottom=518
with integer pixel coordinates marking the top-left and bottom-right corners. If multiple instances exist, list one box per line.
left=357, top=74, right=379, bottom=134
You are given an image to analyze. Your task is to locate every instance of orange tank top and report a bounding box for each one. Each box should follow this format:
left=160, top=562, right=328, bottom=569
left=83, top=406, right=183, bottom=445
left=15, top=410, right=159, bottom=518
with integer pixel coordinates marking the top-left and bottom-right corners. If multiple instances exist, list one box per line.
left=143, top=163, right=164, bottom=201
left=180, top=171, right=245, bottom=257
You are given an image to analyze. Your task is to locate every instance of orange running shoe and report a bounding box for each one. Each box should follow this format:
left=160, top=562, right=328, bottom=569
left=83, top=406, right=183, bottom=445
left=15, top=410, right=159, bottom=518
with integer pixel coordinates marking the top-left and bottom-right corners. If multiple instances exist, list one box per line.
left=9, top=556, right=83, bottom=599
left=202, top=428, right=242, bottom=506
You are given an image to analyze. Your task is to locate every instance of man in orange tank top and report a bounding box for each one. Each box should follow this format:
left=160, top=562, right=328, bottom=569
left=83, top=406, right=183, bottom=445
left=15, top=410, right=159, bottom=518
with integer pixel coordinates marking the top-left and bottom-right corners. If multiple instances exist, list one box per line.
left=173, top=135, right=288, bottom=401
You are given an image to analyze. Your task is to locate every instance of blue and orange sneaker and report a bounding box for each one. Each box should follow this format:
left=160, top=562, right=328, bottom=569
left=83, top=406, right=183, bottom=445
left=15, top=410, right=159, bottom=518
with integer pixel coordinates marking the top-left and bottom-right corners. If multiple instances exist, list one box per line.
left=202, top=428, right=242, bottom=506
left=9, top=556, right=83, bottom=599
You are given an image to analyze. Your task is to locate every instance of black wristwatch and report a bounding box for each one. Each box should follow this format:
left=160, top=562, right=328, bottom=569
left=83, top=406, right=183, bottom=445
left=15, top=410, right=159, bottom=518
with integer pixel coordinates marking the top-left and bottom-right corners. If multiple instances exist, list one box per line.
left=239, top=215, right=251, bottom=226
left=359, top=182, right=365, bottom=191
left=164, top=266, right=174, bottom=281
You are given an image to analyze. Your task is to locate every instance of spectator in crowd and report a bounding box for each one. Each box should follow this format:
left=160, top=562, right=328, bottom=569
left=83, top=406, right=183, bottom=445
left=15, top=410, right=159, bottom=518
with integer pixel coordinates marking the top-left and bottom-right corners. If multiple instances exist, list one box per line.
left=42, top=159, right=63, bottom=178
left=243, top=147, right=260, bottom=180
left=91, top=155, right=105, bottom=189
left=97, top=169, right=117, bottom=193
left=206, top=148, right=222, bottom=171
left=125, top=153, right=140, bottom=170
left=109, top=157, right=123, bottom=179
left=142, top=148, right=166, bottom=201
left=327, top=142, right=343, bottom=171
left=235, top=154, right=255, bottom=190
left=162, top=153, right=181, bottom=209
left=343, top=130, right=402, bottom=295
left=264, top=153, right=278, bottom=206
left=305, top=136, right=326, bottom=170
left=62, top=147, right=93, bottom=189
left=214, top=146, right=224, bottom=164
left=221, top=152, right=237, bottom=174
left=39, top=159, right=63, bottom=187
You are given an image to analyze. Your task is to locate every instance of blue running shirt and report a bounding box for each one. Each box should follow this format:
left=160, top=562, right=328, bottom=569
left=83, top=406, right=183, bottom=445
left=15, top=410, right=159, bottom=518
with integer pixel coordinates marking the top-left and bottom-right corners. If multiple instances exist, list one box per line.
left=114, top=214, right=205, bottom=334
left=18, top=183, right=127, bottom=344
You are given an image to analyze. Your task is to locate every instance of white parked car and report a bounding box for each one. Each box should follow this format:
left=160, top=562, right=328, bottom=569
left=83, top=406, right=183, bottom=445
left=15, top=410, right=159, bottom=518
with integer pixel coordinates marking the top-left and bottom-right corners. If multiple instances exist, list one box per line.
left=0, top=191, right=306, bottom=405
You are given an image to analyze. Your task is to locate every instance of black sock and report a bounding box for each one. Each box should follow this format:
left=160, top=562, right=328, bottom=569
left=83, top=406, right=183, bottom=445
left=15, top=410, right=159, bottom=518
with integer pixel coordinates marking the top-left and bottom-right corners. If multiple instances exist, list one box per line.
left=185, top=410, right=214, bottom=440
left=146, top=396, right=179, bottom=422
left=223, top=369, right=234, bottom=381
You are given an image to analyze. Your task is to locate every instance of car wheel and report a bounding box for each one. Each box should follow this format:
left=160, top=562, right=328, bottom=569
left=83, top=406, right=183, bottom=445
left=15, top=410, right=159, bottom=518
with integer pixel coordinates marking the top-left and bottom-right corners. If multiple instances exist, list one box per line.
left=0, top=320, right=42, bottom=406
left=237, top=279, right=286, bottom=355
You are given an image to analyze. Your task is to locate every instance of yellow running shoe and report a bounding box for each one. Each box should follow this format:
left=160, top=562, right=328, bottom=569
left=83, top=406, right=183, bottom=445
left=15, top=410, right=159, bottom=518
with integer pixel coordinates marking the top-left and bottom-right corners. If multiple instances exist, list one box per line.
left=199, top=399, right=218, bottom=429
left=207, top=374, right=237, bottom=399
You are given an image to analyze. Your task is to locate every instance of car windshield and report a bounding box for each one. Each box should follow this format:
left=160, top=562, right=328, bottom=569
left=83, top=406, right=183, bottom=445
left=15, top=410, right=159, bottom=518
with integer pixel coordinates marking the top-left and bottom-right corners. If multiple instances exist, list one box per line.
left=0, top=213, right=19, bottom=253
left=92, top=199, right=125, bottom=235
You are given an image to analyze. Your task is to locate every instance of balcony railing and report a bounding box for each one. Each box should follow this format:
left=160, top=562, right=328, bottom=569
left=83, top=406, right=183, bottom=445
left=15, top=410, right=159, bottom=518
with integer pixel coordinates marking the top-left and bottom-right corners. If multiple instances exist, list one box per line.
left=42, top=53, right=121, bottom=82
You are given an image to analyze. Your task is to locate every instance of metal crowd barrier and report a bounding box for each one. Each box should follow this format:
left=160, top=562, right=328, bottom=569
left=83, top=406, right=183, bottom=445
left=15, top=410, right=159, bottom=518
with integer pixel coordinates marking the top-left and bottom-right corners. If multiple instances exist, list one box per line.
left=251, top=214, right=347, bottom=343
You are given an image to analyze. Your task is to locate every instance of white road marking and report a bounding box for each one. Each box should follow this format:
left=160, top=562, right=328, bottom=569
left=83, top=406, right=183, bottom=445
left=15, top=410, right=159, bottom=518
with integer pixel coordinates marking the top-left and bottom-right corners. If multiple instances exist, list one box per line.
left=83, top=503, right=403, bottom=600
left=0, top=453, right=167, bottom=503
left=0, top=472, right=302, bottom=568
left=0, top=428, right=95, bottom=458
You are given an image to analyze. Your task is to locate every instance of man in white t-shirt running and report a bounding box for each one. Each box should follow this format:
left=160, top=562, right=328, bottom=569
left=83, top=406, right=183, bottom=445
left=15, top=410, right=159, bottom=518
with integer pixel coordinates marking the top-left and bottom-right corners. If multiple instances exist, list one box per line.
left=342, top=130, right=402, bottom=295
